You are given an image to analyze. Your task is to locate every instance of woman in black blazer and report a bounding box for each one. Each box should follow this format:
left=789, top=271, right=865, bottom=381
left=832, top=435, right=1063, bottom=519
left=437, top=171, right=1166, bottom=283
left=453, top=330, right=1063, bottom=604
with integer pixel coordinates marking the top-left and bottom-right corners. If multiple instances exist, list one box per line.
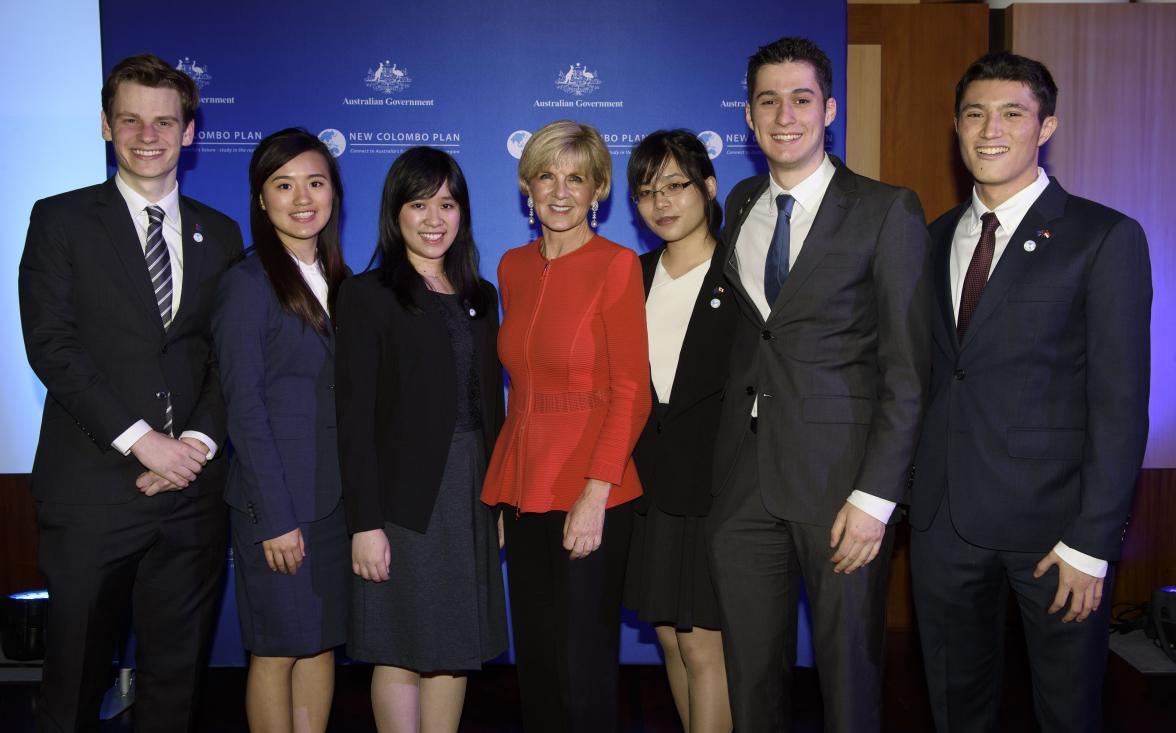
left=624, top=130, right=737, bottom=732
left=335, top=147, right=507, bottom=732
left=213, top=128, right=350, bottom=733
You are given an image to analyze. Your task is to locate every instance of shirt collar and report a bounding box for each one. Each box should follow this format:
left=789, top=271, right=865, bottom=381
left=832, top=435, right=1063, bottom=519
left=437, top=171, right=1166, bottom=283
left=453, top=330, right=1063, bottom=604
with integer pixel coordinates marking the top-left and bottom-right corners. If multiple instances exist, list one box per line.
left=965, top=167, right=1049, bottom=233
left=767, top=154, right=836, bottom=216
left=114, top=173, right=181, bottom=225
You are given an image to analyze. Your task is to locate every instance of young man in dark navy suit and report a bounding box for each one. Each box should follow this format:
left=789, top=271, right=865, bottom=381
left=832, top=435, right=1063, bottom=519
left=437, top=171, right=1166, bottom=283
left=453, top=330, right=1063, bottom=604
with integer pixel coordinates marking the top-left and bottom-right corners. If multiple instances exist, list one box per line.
left=909, top=51, right=1151, bottom=733
left=19, top=54, right=242, bottom=732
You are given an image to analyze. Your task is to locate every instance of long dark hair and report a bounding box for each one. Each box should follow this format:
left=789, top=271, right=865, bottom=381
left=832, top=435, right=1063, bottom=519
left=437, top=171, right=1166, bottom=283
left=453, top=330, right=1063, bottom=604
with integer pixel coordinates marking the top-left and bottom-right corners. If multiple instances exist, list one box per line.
left=628, top=129, right=722, bottom=237
left=248, top=127, right=347, bottom=335
left=369, top=146, right=488, bottom=317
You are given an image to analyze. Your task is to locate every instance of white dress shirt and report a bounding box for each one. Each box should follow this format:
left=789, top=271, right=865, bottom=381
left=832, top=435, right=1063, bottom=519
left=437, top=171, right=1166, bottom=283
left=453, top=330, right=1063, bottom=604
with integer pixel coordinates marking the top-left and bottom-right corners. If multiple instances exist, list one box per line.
left=110, top=174, right=216, bottom=459
left=733, top=155, right=893, bottom=524
left=647, top=256, right=709, bottom=403
left=294, top=254, right=330, bottom=315
left=949, top=168, right=1106, bottom=578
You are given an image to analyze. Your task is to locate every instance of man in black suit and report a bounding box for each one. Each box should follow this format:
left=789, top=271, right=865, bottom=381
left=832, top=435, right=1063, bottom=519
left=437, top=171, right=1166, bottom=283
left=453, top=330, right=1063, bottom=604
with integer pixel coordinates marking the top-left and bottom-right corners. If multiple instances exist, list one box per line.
left=18, top=54, right=243, bottom=732
left=707, top=37, right=932, bottom=731
left=908, top=51, right=1151, bottom=733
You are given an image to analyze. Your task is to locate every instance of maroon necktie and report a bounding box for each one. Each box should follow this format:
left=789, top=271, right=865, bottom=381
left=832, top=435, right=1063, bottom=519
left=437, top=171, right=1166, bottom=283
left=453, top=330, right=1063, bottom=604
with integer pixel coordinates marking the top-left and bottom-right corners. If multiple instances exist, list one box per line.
left=956, top=211, right=1000, bottom=340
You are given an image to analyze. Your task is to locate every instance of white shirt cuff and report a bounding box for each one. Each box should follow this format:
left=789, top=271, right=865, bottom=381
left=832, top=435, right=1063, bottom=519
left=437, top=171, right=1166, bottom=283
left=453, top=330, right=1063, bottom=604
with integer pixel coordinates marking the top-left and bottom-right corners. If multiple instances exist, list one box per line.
left=179, top=430, right=217, bottom=460
left=847, top=490, right=896, bottom=524
left=112, top=420, right=152, bottom=456
left=1054, top=542, right=1107, bottom=579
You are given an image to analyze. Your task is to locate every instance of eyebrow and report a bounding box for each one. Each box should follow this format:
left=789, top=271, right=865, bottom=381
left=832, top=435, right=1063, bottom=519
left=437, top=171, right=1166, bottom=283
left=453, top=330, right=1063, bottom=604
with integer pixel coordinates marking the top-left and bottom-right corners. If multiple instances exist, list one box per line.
left=962, top=101, right=1031, bottom=111
left=754, top=87, right=817, bottom=100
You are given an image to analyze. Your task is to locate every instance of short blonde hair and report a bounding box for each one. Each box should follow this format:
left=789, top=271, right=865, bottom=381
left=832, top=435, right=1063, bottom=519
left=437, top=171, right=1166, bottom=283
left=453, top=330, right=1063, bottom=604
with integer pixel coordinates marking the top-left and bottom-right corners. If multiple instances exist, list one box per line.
left=517, top=120, right=612, bottom=200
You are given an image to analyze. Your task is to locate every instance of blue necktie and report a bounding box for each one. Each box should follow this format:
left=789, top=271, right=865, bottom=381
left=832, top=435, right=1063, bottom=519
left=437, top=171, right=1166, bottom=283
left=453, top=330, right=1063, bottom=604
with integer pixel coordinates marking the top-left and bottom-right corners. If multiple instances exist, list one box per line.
left=145, top=205, right=175, bottom=435
left=764, top=193, right=795, bottom=307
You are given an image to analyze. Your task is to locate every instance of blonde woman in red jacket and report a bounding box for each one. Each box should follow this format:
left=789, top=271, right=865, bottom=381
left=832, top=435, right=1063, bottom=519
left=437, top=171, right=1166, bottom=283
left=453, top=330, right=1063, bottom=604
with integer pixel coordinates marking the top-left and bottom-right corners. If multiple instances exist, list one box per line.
left=481, top=120, right=651, bottom=733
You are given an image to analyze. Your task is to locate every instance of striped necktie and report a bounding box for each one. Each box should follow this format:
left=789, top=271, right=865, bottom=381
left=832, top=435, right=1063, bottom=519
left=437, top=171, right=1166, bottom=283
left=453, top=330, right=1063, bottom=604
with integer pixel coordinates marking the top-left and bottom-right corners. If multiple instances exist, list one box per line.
left=145, top=205, right=175, bottom=435
left=145, top=205, right=174, bottom=330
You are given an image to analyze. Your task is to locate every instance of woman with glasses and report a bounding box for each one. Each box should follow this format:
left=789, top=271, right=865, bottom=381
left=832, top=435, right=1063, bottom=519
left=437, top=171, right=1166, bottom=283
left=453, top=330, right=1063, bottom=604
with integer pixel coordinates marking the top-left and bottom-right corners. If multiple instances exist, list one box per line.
left=481, top=119, right=650, bottom=732
left=624, top=129, right=736, bottom=733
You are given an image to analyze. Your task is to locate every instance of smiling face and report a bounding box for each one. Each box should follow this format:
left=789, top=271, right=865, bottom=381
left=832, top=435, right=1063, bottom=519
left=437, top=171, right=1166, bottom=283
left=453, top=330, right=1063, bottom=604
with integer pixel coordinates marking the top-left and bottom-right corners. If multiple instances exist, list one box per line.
left=399, top=180, right=461, bottom=271
left=746, top=60, right=836, bottom=188
left=526, top=155, right=600, bottom=237
left=260, top=150, right=334, bottom=257
left=955, top=79, right=1057, bottom=208
left=635, top=155, right=717, bottom=246
left=101, top=81, right=194, bottom=201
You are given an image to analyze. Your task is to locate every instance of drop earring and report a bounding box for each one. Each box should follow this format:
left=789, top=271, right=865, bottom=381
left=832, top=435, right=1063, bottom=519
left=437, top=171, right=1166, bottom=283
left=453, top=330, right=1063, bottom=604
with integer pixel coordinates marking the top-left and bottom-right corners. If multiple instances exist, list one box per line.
left=590, top=200, right=598, bottom=228
left=527, top=196, right=534, bottom=225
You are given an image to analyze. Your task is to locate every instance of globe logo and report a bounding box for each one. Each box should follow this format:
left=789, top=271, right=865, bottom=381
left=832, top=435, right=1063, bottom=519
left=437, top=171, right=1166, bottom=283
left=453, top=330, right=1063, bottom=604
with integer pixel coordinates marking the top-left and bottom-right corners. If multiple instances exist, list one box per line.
left=318, top=129, right=347, bottom=158
left=506, top=130, right=531, bottom=160
left=697, top=130, right=723, bottom=160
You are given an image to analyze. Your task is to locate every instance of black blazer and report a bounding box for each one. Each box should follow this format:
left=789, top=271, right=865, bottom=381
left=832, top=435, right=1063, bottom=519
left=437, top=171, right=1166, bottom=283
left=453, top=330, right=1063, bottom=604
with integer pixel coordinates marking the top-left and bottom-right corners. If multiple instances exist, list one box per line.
left=909, top=179, right=1151, bottom=561
left=212, top=255, right=341, bottom=544
left=19, top=178, right=243, bottom=503
left=713, top=158, right=933, bottom=527
left=335, top=269, right=504, bottom=534
left=632, top=245, right=737, bottom=517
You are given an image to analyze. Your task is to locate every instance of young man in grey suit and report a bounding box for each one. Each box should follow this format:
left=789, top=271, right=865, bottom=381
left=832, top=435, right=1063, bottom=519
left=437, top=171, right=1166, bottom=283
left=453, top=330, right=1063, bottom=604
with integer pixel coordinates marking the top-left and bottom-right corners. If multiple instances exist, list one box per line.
left=19, top=54, right=243, bottom=731
left=909, top=51, right=1151, bottom=733
left=708, top=37, right=933, bottom=731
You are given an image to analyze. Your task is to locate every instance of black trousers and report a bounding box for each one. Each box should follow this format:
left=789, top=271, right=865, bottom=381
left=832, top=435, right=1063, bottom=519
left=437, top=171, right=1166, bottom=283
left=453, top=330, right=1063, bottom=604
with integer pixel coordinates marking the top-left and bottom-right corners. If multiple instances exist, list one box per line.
left=911, top=493, right=1114, bottom=733
left=707, top=427, right=894, bottom=733
left=502, top=503, right=633, bottom=733
left=34, top=488, right=226, bottom=733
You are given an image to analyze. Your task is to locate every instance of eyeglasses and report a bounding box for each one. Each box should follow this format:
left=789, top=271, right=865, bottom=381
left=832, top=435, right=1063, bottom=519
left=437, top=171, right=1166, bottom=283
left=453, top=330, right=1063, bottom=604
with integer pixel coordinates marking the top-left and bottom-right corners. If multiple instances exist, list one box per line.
left=631, top=180, right=695, bottom=204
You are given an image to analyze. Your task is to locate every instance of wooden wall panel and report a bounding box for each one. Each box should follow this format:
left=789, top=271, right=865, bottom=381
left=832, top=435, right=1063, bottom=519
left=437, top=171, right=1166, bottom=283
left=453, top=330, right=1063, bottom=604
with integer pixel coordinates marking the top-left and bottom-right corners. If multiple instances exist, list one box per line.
left=1008, top=3, right=1176, bottom=469
left=1113, top=469, right=1176, bottom=607
left=847, top=44, right=883, bottom=180
left=0, top=474, right=41, bottom=596
left=849, top=3, right=989, bottom=220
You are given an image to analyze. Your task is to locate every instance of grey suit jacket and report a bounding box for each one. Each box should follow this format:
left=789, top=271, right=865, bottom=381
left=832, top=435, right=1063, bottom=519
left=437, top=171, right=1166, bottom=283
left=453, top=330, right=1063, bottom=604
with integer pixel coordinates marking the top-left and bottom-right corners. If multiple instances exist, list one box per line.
left=713, top=157, right=933, bottom=527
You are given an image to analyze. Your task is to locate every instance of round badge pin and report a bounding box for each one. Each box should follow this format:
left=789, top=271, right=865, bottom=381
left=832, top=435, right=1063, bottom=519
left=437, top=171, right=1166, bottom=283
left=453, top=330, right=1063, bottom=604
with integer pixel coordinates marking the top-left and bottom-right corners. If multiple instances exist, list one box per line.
left=469, top=308, right=477, bottom=317
left=193, top=232, right=204, bottom=243
left=710, top=298, right=721, bottom=309
left=1023, top=240, right=1036, bottom=252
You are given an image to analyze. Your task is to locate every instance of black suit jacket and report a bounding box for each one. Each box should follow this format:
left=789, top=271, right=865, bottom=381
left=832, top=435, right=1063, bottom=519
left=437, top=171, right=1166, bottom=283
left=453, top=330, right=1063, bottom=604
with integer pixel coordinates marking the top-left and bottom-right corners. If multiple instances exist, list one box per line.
left=713, top=158, right=933, bottom=527
left=212, top=255, right=341, bottom=544
left=632, top=245, right=737, bottom=517
left=335, top=269, right=505, bottom=534
left=19, top=178, right=243, bottom=503
left=909, top=179, right=1151, bottom=561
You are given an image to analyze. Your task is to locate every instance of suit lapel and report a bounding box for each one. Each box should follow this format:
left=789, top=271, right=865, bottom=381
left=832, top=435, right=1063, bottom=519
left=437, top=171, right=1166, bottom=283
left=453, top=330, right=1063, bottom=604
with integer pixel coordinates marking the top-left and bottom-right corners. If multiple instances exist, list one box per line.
left=723, top=178, right=769, bottom=327
left=172, top=196, right=207, bottom=331
left=959, top=180, right=1067, bottom=350
left=665, top=249, right=730, bottom=420
left=932, top=204, right=968, bottom=355
left=96, top=179, right=165, bottom=333
left=768, top=164, right=857, bottom=320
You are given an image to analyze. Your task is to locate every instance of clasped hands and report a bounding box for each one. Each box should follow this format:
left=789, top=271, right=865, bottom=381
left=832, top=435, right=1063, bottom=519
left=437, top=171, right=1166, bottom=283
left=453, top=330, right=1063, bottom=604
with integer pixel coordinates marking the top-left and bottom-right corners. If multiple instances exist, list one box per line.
left=132, top=431, right=210, bottom=495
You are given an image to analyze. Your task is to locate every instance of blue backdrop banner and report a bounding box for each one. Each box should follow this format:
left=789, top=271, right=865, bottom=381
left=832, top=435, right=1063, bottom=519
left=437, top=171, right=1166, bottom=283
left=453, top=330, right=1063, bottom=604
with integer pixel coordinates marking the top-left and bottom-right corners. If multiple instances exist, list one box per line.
left=100, top=0, right=845, bottom=666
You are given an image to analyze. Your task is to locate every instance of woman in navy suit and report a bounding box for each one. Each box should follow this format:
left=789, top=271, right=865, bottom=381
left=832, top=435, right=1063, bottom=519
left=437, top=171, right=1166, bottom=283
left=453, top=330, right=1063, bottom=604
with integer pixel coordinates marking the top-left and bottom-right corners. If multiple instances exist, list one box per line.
left=624, top=130, right=736, bottom=732
left=212, top=128, right=350, bottom=733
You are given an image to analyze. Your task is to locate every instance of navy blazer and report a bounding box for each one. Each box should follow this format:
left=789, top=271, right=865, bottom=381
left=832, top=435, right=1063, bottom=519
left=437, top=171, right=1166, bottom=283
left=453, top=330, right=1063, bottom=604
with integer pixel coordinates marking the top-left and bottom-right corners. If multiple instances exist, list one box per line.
left=19, top=177, right=242, bottom=503
left=335, top=269, right=504, bottom=534
left=909, top=179, right=1151, bottom=561
left=213, top=255, right=341, bottom=544
left=632, top=245, right=737, bottom=517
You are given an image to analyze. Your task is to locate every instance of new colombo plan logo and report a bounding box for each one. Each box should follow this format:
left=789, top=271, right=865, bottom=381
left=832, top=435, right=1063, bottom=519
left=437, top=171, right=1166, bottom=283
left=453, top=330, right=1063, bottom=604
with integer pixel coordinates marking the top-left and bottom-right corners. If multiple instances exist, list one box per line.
left=555, top=63, right=601, bottom=96
left=176, top=57, right=212, bottom=89
left=365, top=59, right=412, bottom=94
left=318, top=129, right=346, bottom=157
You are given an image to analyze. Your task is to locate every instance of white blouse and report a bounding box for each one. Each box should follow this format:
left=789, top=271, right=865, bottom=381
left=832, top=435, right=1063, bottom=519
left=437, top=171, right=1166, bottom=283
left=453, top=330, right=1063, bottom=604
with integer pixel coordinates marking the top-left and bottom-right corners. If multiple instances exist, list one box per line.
left=294, top=256, right=330, bottom=315
left=646, top=256, right=709, bottom=403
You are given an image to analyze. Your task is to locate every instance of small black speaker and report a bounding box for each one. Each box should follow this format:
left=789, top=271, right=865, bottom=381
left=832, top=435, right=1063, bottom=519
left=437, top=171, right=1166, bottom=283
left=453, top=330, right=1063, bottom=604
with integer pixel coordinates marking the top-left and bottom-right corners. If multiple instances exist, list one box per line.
left=2, top=590, right=48, bottom=661
left=1150, top=586, right=1176, bottom=664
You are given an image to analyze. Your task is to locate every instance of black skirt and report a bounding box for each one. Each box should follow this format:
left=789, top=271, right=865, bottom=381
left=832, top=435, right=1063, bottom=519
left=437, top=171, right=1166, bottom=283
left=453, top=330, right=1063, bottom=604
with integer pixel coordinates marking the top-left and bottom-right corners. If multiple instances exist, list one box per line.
left=624, top=500, right=722, bottom=631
